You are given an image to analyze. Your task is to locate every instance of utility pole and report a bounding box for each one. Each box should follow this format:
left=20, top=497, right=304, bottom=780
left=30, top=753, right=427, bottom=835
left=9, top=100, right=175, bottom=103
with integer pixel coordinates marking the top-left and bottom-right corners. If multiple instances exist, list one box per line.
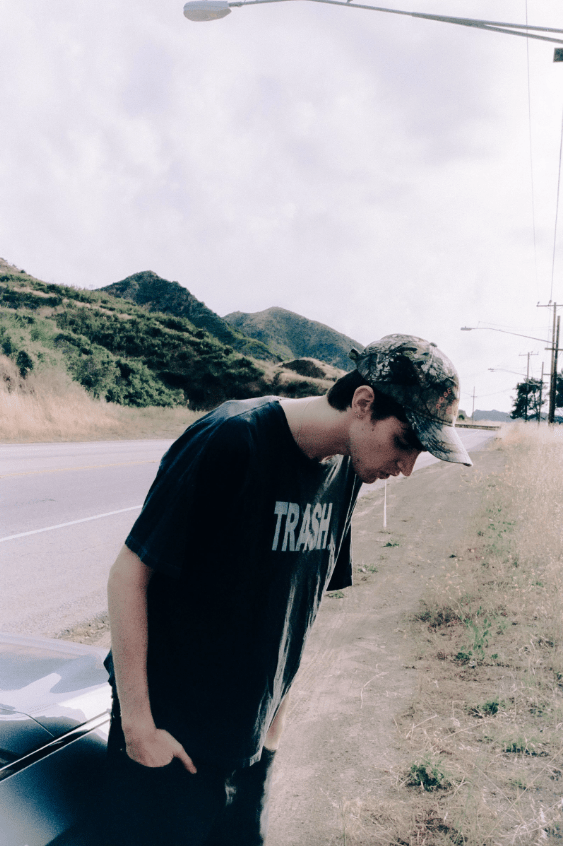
left=471, top=386, right=476, bottom=421
left=551, top=316, right=561, bottom=421
left=518, top=351, right=538, bottom=420
left=537, top=303, right=560, bottom=423
left=537, top=361, right=544, bottom=423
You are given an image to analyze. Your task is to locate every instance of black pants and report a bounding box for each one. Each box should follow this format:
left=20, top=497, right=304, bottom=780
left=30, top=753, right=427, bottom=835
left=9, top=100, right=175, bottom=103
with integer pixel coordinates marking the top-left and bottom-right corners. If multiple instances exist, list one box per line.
left=104, top=712, right=276, bottom=846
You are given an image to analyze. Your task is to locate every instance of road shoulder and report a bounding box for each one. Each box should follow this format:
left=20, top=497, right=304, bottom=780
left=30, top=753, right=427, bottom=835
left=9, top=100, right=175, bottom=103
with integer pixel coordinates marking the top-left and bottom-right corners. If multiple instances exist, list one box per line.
left=268, top=444, right=505, bottom=845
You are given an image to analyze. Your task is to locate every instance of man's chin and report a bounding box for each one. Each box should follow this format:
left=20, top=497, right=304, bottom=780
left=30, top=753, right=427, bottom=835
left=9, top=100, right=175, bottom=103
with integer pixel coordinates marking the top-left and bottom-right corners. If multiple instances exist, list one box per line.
left=361, top=471, right=392, bottom=484
left=361, top=471, right=381, bottom=484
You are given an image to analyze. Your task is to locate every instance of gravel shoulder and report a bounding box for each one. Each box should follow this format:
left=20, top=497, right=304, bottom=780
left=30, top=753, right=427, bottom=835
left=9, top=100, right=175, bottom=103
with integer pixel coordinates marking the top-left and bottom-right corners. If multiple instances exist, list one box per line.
left=267, top=443, right=504, bottom=845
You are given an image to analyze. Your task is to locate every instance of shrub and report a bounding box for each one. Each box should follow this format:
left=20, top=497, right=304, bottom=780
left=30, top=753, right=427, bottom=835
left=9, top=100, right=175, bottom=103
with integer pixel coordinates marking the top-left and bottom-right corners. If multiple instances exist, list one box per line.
left=406, top=758, right=453, bottom=792
left=16, top=349, right=34, bottom=377
left=106, top=358, right=183, bottom=407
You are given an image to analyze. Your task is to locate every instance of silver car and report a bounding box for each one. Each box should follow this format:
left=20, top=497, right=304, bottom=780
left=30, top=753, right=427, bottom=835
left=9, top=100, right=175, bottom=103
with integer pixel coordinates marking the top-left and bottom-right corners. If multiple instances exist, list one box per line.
left=0, top=633, right=111, bottom=846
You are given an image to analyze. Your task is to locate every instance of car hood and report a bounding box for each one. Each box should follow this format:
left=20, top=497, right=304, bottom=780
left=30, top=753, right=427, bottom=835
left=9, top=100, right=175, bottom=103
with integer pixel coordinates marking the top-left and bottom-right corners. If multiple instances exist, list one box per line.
left=0, top=632, right=111, bottom=744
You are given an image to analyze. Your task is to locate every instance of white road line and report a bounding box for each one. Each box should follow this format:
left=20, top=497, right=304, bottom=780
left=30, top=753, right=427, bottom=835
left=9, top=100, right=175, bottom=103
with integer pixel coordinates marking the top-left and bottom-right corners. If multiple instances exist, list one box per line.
left=1, top=459, right=157, bottom=479
left=0, top=506, right=143, bottom=543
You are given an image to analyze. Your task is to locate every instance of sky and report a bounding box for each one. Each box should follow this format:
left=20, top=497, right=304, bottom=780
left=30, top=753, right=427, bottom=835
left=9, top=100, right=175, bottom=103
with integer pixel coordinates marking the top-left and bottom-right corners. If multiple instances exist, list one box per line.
left=1, top=0, right=562, bottom=413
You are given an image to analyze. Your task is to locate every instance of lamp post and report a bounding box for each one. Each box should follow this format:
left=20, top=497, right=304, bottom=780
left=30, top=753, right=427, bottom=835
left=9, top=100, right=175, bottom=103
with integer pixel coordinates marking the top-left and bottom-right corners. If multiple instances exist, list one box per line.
left=183, top=0, right=563, bottom=50
left=461, top=326, right=549, bottom=344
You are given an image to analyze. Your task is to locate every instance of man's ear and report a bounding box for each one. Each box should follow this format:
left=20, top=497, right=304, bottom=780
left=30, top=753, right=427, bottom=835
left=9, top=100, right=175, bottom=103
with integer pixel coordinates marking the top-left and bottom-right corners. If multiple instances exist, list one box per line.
left=351, top=385, right=374, bottom=419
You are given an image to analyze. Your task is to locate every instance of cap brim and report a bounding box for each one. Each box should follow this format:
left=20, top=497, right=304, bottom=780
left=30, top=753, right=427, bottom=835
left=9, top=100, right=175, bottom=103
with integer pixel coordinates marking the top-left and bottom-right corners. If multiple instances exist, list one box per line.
left=405, top=411, right=473, bottom=467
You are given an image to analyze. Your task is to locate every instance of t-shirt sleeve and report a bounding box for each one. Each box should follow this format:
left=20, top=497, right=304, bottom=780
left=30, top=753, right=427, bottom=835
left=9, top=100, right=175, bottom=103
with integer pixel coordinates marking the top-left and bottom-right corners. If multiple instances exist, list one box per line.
left=326, top=528, right=353, bottom=591
left=125, top=419, right=251, bottom=579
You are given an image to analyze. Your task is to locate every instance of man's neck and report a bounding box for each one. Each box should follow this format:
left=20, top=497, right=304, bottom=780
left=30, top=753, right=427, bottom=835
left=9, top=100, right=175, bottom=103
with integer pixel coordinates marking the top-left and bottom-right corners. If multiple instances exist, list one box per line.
left=279, top=396, right=350, bottom=461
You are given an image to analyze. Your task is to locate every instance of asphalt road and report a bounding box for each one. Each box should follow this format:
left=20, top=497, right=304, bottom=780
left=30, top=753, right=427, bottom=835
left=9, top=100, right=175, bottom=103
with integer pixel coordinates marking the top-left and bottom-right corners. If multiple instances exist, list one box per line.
left=1, top=440, right=169, bottom=636
left=0, top=428, right=497, bottom=637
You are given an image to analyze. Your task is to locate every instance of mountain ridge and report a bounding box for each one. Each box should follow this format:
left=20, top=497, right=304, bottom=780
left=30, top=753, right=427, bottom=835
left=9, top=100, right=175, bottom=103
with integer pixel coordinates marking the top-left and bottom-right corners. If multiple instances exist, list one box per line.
left=99, top=271, right=277, bottom=362
left=0, top=260, right=348, bottom=410
left=224, top=306, right=363, bottom=371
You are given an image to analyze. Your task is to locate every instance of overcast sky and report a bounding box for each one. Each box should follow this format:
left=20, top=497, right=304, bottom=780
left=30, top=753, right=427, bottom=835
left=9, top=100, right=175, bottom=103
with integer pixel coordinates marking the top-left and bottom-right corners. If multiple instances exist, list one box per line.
left=1, top=0, right=562, bottom=413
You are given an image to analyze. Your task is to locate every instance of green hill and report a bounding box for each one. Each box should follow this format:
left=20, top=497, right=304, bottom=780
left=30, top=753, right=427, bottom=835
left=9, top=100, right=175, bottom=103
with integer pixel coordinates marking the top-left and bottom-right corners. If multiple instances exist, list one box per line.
left=224, top=307, right=363, bottom=371
left=99, top=271, right=276, bottom=362
left=0, top=260, right=340, bottom=410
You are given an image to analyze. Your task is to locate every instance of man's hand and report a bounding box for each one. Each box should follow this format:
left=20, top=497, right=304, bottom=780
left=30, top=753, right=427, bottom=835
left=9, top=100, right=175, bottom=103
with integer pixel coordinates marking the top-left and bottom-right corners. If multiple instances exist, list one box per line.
left=125, top=726, right=197, bottom=774
left=108, top=546, right=197, bottom=776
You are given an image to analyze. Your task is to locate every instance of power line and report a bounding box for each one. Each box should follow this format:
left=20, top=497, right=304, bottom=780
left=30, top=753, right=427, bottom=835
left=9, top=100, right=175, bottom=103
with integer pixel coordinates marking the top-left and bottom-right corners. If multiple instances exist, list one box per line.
left=525, top=0, right=539, bottom=300
left=551, top=104, right=563, bottom=302
left=461, top=385, right=519, bottom=400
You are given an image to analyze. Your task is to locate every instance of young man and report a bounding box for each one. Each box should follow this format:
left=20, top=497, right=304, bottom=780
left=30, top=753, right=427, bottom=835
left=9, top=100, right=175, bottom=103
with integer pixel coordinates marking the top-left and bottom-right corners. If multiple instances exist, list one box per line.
left=104, top=334, right=471, bottom=845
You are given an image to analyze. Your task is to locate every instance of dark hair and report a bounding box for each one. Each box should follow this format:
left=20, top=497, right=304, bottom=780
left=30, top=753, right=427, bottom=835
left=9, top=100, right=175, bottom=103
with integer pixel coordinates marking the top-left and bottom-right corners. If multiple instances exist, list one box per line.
left=327, top=371, right=426, bottom=451
left=327, top=370, right=408, bottom=422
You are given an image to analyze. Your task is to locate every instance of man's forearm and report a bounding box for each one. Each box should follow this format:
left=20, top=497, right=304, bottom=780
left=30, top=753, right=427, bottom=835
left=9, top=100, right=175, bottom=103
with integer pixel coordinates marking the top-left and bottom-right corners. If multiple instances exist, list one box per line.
left=107, top=544, right=154, bottom=732
left=264, top=692, right=291, bottom=750
left=107, top=546, right=197, bottom=771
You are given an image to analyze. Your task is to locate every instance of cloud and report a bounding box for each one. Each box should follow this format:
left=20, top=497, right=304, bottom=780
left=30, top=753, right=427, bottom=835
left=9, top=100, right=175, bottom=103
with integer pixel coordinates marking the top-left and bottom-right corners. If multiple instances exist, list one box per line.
left=0, top=0, right=561, bottom=410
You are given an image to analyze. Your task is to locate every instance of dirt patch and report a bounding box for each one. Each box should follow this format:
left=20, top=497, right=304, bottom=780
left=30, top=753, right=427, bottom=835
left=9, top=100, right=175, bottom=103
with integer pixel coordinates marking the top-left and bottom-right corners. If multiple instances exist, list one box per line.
left=268, top=445, right=505, bottom=845
left=57, top=611, right=111, bottom=647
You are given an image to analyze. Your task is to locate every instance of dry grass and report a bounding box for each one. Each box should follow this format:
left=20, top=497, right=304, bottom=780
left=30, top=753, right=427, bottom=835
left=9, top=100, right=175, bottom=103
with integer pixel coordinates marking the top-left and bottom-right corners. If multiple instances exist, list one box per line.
left=0, top=356, right=201, bottom=442
left=339, top=423, right=563, bottom=844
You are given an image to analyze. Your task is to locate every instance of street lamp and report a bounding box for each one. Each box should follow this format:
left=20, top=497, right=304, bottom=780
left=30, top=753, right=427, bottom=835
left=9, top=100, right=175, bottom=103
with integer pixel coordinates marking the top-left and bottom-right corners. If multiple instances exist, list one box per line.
left=183, top=0, right=563, bottom=49
left=184, top=0, right=231, bottom=19
left=461, top=326, right=549, bottom=344
left=488, top=368, right=524, bottom=376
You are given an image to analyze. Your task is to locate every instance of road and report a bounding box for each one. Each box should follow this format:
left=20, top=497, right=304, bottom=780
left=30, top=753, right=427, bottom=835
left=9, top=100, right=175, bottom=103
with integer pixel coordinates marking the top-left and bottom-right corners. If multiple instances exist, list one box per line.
left=0, top=428, right=496, bottom=637
left=1, top=440, right=169, bottom=636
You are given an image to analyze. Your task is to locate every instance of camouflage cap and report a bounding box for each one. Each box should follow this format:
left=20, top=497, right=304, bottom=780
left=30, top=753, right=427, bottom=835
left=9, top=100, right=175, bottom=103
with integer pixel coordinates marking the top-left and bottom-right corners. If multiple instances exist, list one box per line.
left=349, top=334, right=472, bottom=466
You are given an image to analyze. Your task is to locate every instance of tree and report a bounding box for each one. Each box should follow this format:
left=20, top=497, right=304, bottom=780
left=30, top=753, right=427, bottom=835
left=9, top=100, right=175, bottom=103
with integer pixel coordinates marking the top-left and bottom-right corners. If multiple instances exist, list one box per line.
left=510, top=378, right=544, bottom=420
left=556, top=372, right=563, bottom=410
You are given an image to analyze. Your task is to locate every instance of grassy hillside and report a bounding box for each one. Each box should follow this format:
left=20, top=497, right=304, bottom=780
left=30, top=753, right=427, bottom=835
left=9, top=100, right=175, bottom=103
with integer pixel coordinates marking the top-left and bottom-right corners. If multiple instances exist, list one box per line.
left=100, top=271, right=277, bottom=362
left=224, top=306, right=364, bottom=371
left=0, top=260, right=340, bottom=415
left=0, top=353, right=203, bottom=442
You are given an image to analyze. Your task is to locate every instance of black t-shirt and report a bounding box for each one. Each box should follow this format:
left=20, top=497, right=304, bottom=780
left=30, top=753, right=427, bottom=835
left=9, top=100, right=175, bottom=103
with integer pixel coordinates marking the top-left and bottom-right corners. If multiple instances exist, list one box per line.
left=107, top=397, right=362, bottom=767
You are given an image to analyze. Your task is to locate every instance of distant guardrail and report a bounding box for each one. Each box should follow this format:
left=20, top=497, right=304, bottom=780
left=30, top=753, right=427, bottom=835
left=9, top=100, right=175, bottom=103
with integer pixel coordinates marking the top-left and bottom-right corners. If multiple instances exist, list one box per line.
left=456, top=423, right=501, bottom=431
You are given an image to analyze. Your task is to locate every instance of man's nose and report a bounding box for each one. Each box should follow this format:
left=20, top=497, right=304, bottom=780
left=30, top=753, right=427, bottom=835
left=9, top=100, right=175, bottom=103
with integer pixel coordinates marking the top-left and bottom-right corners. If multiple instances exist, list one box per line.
left=398, top=450, right=420, bottom=477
